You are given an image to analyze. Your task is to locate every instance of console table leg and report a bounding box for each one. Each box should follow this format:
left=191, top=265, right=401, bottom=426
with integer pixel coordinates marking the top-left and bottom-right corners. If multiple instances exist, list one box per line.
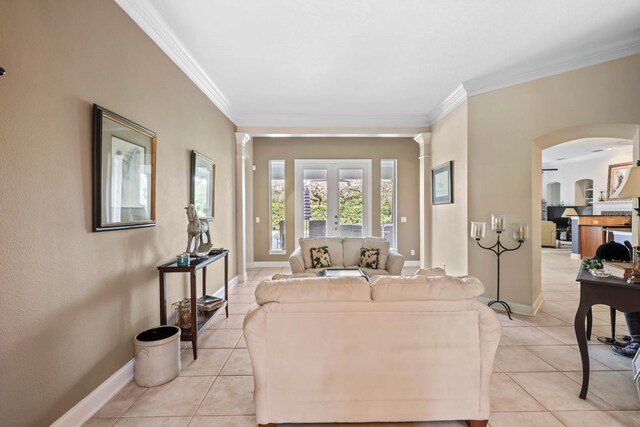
left=190, top=271, right=198, bottom=360
left=159, top=272, right=167, bottom=325
left=202, top=266, right=207, bottom=297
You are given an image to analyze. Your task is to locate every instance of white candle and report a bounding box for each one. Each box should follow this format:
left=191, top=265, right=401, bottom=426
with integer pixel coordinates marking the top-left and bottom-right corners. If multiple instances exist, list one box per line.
left=470, top=221, right=486, bottom=240
left=491, top=214, right=506, bottom=232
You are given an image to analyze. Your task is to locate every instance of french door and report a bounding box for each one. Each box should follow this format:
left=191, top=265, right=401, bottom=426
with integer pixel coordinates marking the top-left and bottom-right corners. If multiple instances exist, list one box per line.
left=294, top=160, right=371, bottom=243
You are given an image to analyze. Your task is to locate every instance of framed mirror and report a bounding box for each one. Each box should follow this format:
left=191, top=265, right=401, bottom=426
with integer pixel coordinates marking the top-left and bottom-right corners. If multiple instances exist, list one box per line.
left=191, top=151, right=215, bottom=219
left=92, top=104, right=156, bottom=231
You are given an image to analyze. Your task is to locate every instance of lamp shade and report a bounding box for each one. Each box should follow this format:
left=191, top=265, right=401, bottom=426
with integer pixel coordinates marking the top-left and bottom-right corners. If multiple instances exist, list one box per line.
left=561, top=208, right=578, bottom=217
left=612, top=165, right=640, bottom=198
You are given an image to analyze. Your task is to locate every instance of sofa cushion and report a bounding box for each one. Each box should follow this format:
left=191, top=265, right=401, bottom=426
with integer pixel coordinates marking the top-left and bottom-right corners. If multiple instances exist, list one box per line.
left=415, top=267, right=446, bottom=277
left=359, top=247, right=380, bottom=269
left=300, top=237, right=344, bottom=269
left=342, top=237, right=364, bottom=266
left=310, top=246, right=332, bottom=268
left=370, top=275, right=484, bottom=301
left=255, top=276, right=371, bottom=305
left=363, top=237, right=390, bottom=268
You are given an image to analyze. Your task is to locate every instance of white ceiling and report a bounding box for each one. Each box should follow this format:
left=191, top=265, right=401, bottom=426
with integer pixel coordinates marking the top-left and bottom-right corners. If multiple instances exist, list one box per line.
left=542, top=137, right=633, bottom=167
left=116, top=0, right=640, bottom=127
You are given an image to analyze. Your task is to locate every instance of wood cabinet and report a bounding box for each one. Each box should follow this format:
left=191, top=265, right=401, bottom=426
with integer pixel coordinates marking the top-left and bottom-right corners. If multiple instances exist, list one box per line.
left=577, top=216, right=630, bottom=258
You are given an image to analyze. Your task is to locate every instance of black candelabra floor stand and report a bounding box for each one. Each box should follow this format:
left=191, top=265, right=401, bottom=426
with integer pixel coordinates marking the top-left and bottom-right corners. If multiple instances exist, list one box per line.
left=475, top=231, right=523, bottom=320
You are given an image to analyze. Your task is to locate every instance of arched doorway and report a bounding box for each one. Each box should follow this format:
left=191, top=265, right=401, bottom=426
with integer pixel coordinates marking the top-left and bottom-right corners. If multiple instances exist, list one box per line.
left=532, top=123, right=640, bottom=311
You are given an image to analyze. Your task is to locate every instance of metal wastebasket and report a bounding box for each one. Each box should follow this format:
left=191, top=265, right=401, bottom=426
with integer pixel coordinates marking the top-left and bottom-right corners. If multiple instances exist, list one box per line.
left=134, top=325, right=181, bottom=387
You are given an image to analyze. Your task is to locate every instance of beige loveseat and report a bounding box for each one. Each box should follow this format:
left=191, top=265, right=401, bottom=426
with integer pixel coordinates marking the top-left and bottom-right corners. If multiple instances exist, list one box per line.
left=289, top=236, right=405, bottom=276
left=244, top=272, right=501, bottom=426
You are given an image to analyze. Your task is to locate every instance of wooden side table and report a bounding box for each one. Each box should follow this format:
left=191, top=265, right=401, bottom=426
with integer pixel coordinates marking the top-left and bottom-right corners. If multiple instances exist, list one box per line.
left=157, top=250, right=229, bottom=359
left=575, top=265, right=640, bottom=399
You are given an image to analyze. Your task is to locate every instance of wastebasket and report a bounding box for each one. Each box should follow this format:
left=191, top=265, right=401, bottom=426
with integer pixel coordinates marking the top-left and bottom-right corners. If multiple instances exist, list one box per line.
left=134, top=325, right=181, bottom=387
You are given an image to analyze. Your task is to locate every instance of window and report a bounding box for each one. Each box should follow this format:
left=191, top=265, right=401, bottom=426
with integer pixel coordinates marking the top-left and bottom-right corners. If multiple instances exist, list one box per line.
left=269, top=160, right=285, bottom=252
left=380, top=159, right=396, bottom=248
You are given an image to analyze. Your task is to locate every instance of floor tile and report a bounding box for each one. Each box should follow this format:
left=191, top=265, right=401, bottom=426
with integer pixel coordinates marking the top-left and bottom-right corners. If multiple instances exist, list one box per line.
left=512, top=312, right=569, bottom=327
left=526, top=345, right=610, bottom=372
left=220, top=349, right=253, bottom=375
left=493, top=346, right=556, bottom=372
left=198, top=329, right=243, bottom=348
left=207, top=314, right=245, bottom=330
left=93, top=381, right=146, bottom=417
left=564, top=370, right=640, bottom=410
left=489, top=411, right=564, bottom=427
left=227, top=303, right=255, bottom=315
left=574, top=343, right=636, bottom=370
left=180, top=348, right=232, bottom=376
left=124, top=376, right=214, bottom=417
left=499, top=327, right=565, bottom=346
left=552, top=410, right=640, bottom=426
left=236, top=335, right=247, bottom=348
left=113, top=418, right=190, bottom=426
left=83, top=418, right=117, bottom=427
left=229, top=293, right=257, bottom=304
left=188, top=416, right=257, bottom=426
left=490, top=373, right=545, bottom=412
left=509, top=372, right=612, bottom=411
left=196, top=376, right=256, bottom=416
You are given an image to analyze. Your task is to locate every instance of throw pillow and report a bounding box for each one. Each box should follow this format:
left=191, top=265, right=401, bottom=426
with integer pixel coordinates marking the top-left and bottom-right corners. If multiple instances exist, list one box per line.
left=310, top=246, right=332, bottom=268
left=359, top=247, right=380, bottom=269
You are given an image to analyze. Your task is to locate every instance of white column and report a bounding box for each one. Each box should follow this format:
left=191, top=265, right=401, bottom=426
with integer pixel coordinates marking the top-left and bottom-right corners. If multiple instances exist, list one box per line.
left=414, top=133, right=433, bottom=268
left=235, top=132, right=252, bottom=282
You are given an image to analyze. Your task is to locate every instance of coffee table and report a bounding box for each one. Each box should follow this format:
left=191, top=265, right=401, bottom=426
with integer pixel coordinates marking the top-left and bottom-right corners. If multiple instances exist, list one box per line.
left=319, top=268, right=368, bottom=280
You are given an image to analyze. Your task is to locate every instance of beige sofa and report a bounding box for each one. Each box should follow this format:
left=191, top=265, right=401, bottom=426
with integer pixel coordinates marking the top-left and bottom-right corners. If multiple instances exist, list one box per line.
left=289, top=236, right=405, bottom=276
left=244, top=272, right=501, bottom=426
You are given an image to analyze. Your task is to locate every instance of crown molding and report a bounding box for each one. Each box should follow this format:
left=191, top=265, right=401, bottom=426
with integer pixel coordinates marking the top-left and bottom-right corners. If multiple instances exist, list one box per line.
left=463, top=34, right=640, bottom=97
left=234, top=113, right=430, bottom=128
left=238, top=126, right=429, bottom=138
left=115, top=0, right=236, bottom=122
left=425, top=85, right=468, bottom=126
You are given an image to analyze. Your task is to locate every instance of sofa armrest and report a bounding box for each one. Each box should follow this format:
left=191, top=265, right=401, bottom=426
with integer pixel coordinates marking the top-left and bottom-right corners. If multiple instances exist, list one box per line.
left=289, top=247, right=305, bottom=273
left=386, top=249, right=405, bottom=275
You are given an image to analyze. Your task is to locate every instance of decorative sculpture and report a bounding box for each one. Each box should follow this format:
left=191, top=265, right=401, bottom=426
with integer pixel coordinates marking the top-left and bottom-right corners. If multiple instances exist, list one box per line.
left=185, top=204, right=212, bottom=255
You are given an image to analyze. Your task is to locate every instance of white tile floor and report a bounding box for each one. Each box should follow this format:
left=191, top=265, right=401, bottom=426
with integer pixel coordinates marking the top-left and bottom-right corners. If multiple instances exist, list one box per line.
left=87, top=250, right=640, bottom=426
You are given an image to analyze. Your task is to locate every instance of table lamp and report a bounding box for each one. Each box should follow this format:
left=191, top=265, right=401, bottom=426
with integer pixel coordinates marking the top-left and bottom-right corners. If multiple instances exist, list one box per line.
left=611, top=160, right=640, bottom=283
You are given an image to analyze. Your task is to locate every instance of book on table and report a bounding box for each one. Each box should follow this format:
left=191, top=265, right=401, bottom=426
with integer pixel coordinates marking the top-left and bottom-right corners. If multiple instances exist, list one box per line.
left=603, top=261, right=634, bottom=279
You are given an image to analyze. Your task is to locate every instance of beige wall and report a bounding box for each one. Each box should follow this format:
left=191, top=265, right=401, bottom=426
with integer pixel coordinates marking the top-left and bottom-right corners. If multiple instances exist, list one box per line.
left=0, top=1, right=237, bottom=425
left=430, top=102, right=469, bottom=276
left=467, top=54, right=640, bottom=312
left=252, top=137, right=421, bottom=262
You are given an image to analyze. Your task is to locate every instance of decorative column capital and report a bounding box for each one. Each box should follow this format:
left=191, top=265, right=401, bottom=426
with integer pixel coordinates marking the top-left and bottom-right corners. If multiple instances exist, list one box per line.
left=235, top=132, right=252, bottom=158
left=414, top=132, right=432, bottom=158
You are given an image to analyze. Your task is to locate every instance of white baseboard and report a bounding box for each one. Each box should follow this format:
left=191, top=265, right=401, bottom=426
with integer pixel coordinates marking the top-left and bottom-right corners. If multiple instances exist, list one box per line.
left=404, top=260, right=421, bottom=267
left=51, top=359, right=135, bottom=427
left=477, top=296, right=536, bottom=316
left=53, top=274, right=242, bottom=426
left=570, top=253, right=581, bottom=260
left=247, top=261, right=290, bottom=268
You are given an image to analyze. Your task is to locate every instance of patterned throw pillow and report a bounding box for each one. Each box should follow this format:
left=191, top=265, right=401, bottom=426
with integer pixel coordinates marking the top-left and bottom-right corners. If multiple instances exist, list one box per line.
left=310, top=246, right=332, bottom=268
left=359, top=248, right=380, bottom=269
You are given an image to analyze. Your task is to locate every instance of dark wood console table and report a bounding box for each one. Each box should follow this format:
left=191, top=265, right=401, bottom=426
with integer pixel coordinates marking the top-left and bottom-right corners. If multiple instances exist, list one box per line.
left=574, top=265, right=640, bottom=399
left=157, top=250, right=229, bottom=359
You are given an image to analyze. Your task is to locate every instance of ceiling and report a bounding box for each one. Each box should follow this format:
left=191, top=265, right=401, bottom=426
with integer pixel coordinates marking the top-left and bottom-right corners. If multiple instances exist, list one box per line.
left=116, top=0, right=640, bottom=127
left=542, top=137, right=633, bottom=167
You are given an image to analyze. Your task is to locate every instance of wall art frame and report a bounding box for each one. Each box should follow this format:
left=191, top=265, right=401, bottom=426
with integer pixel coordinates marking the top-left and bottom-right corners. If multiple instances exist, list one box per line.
left=432, top=160, right=454, bottom=205
left=190, top=150, right=216, bottom=219
left=607, top=161, right=633, bottom=200
left=92, top=104, right=156, bottom=231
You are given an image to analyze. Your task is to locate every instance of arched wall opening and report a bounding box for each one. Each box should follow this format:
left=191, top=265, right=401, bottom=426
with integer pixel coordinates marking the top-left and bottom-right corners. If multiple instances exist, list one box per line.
left=532, top=123, right=640, bottom=310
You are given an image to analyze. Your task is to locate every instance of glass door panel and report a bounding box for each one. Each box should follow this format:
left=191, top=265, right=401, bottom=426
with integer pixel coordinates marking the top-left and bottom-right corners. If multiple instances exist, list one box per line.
left=303, top=169, right=328, bottom=238
left=337, top=168, right=363, bottom=237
